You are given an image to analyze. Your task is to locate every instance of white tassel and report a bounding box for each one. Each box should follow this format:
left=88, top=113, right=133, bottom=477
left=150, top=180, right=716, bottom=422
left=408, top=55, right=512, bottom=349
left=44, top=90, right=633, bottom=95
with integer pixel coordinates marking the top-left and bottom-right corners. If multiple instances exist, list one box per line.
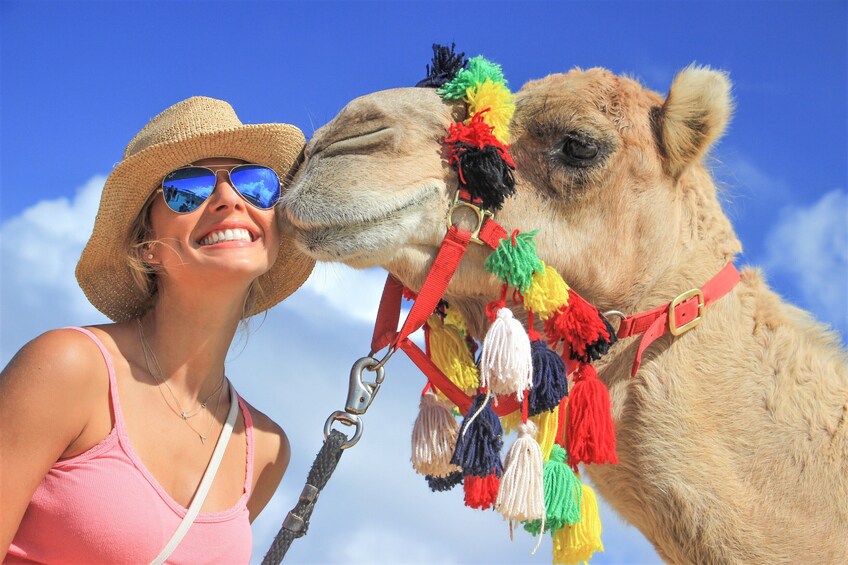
left=411, top=391, right=462, bottom=476
left=495, top=420, right=545, bottom=523
left=480, top=307, right=533, bottom=399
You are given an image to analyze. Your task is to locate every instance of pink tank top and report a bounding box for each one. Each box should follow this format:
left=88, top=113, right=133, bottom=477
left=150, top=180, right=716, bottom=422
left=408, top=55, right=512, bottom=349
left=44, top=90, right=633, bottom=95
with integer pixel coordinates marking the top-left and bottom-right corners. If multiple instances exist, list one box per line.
left=6, top=327, right=255, bottom=564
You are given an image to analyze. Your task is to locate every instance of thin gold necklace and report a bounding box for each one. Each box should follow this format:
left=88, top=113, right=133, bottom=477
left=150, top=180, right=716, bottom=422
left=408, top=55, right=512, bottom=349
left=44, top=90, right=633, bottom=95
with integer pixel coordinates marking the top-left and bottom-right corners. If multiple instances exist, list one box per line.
left=137, top=320, right=227, bottom=443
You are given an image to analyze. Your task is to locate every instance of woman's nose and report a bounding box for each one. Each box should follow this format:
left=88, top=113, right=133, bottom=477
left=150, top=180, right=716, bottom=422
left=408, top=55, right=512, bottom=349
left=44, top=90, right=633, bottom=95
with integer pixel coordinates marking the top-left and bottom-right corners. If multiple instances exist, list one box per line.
left=208, top=170, right=245, bottom=211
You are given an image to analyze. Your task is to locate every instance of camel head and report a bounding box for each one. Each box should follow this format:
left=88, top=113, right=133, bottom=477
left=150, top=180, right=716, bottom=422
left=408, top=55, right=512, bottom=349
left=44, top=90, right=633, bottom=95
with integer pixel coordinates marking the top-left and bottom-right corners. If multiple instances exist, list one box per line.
left=284, top=65, right=742, bottom=332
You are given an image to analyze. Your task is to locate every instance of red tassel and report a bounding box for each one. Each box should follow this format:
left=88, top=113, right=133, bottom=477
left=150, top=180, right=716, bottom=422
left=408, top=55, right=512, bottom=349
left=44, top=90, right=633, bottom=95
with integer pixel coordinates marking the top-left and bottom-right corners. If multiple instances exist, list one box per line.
left=445, top=112, right=516, bottom=168
left=544, top=292, right=612, bottom=363
left=463, top=473, right=501, bottom=510
left=402, top=287, right=418, bottom=301
left=566, top=364, right=617, bottom=469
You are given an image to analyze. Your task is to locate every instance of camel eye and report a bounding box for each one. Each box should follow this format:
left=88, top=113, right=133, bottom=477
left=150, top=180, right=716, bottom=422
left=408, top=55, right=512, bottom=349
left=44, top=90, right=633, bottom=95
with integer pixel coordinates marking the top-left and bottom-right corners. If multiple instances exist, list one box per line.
left=560, top=136, right=599, bottom=166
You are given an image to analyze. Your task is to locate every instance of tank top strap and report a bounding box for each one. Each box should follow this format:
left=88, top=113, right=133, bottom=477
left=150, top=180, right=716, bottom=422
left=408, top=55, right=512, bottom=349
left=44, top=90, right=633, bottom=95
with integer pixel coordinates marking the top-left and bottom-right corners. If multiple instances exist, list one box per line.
left=63, top=326, right=127, bottom=435
left=236, top=393, right=255, bottom=497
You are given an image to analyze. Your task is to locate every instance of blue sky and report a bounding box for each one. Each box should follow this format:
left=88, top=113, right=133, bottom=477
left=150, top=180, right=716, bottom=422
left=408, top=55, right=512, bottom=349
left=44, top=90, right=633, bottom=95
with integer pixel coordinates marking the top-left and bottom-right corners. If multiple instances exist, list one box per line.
left=2, top=1, right=846, bottom=564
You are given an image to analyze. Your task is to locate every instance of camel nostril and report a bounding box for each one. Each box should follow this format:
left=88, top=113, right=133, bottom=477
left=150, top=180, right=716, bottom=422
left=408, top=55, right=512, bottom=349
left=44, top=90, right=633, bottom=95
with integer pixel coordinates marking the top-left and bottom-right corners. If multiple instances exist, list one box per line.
left=320, top=127, right=398, bottom=157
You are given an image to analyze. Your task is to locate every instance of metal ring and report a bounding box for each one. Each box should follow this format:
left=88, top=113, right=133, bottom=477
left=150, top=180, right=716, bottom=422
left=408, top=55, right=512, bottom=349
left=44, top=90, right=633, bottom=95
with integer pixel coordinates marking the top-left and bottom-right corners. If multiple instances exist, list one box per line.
left=323, top=410, right=364, bottom=449
left=603, top=310, right=627, bottom=333
left=368, top=346, right=397, bottom=372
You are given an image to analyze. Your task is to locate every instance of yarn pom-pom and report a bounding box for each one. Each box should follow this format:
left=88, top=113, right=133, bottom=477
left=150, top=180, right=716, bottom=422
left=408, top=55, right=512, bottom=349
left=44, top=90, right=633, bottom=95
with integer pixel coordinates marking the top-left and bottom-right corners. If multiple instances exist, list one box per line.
left=524, top=444, right=582, bottom=535
left=416, top=43, right=468, bottom=88
left=465, top=80, right=515, bottom=142
left=566, top=364, right=618, bottom=469
left=451, top=393, right=504, bottom=477
left=464, top=473, right=501, bottom=510
left=544, top=292, right=616, bottom=364
left=552, top=483, right=604, bottom=564
left=484, top=231, right=543, bottom=292
left=438, top=55, right=507, bottom=100
left=450, top=143, right=516, bottom=211
left=479, top=308, right=533, bottom=400
left=528, top=340, right=568, bottom=417
left=524, top=263, right=571, bottom=320
left=411, top=391, right=462, bottom=476
left=428, top=315, right=479, bottom=394
left=496, top=421, right=545, bottom=522
left=425, top=470, right=464, bottom=492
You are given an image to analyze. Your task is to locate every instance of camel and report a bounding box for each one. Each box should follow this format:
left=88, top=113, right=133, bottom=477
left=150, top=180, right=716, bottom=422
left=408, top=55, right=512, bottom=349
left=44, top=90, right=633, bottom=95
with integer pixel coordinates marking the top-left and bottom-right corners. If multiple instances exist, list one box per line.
left=282, top=65, right=848, bottom=563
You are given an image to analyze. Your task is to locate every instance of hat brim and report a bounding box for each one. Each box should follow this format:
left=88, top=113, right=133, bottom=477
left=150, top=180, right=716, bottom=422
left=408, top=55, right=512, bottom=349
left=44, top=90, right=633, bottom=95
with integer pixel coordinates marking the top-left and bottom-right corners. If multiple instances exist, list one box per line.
left=76, top=123, right=314, bottom=322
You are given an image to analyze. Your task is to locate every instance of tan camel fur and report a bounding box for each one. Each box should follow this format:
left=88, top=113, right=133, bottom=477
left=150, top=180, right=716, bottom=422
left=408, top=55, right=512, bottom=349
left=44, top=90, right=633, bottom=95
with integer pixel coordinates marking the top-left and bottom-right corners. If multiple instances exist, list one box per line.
left=283, top=67, right=848, bottom=564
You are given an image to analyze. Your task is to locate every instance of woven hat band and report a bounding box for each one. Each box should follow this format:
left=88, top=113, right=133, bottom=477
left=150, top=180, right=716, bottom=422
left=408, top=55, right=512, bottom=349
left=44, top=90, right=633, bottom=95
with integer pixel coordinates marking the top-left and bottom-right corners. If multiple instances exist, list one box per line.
left=124, top=97, right=245, bottom=159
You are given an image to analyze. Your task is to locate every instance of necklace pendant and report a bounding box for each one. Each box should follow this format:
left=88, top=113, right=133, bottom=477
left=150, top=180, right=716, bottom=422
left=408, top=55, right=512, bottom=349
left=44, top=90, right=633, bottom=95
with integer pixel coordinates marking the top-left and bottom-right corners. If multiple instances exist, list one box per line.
left=200, top=436, right=207, bottom=444
left=180, top=411, right=189, bottom=420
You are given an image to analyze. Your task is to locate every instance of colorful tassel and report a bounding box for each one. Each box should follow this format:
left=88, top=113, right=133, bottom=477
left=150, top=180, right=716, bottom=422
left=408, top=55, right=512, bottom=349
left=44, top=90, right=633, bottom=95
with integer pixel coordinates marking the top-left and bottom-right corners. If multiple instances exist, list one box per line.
left=428, top=315, right=479, bottom=394
left=544, top=293, right=616, bottom=363
left=524, top=445, right=582, bottom=535
left=480, top=307, right=533, bottom=400
left=464, top=473, right=501, bottom=510
left=411, top=391, right=462, bottom=476
left=425, top=470, right=464, bottom=492
left=416, top=43, right=467, bottom=88
left=442, top=302, right=467, bottom=332
left=534, top=408, right=560, bottom=460
left=485, top=230, right=543, bottom=293
left=438, top=55, right=507, bottom=101
left=566, top=364, right=618, bottom=469
left=528, top=340, right=568, bottom=416
left=496, top=421, right=546, bottom=522
left=451, top=393, right=504, bottom=477
left=552, top=483, right=604, bottom=564
left=465, top=79, right=515, bottom=142
left=524, top=263, right=571, bottom=320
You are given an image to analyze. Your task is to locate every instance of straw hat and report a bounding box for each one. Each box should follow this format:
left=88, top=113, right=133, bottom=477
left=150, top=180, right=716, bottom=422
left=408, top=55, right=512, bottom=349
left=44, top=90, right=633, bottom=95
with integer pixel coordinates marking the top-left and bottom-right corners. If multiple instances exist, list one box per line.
left=76, top=96, right=314, bottom=322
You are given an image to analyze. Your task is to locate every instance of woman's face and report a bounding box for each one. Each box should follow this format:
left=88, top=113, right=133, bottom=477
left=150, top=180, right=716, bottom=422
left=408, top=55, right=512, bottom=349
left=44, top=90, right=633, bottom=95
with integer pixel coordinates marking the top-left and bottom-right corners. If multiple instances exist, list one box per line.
left=148, top=157, right=281, bottom=291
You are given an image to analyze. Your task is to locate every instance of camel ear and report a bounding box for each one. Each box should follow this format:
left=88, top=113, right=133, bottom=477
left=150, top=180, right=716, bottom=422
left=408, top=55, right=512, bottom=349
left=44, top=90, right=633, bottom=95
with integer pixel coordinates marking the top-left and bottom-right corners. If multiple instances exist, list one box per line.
left=658, top=65, right=733, bottom=178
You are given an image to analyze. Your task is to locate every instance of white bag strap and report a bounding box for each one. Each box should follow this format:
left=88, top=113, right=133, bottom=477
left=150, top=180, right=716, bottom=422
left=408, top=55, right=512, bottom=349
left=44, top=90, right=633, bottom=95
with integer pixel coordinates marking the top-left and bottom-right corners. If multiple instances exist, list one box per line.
left=150, top=381, right=240, bottom=565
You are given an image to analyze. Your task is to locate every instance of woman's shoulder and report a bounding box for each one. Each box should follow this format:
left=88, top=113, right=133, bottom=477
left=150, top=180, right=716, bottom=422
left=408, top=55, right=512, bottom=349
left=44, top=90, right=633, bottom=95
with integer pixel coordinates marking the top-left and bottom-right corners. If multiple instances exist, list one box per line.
left=239, top=398, right=291, bottom=520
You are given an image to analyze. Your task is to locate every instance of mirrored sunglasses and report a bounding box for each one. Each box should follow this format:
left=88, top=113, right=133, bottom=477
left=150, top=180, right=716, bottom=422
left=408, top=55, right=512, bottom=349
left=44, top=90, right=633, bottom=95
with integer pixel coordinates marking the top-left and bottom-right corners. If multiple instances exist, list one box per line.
left=160, top=164, right=281, bottom=214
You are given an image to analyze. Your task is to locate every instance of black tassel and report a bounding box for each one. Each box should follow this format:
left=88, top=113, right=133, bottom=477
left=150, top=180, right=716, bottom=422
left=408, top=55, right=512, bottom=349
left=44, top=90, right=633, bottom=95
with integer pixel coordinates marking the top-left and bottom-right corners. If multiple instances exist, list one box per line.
left=582, top=314, right=618, bottom=362
left=528, top=340, right=568, bottom=416
left=453, top=144, right=516, bottom=211
left=415, top=43, right=468, bottom=88
left=450, top=393, right=504, bottom=477
left=425, top=470, right=464, bottom=492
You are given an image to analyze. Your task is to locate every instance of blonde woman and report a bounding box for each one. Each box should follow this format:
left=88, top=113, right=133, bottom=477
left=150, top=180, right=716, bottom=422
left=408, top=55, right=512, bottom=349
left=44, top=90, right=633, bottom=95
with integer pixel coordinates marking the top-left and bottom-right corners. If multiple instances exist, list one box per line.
left=0, top=97, right=314, bottom=563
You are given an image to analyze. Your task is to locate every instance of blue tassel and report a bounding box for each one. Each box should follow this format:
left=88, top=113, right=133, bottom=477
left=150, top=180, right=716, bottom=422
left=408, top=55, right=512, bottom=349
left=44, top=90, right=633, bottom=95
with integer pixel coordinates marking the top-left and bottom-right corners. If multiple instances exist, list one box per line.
left=528, top=340, right=568, bottom=417
left=450, top=393, right=504, bottom=477
left=425, top=471, right=464, bottom=492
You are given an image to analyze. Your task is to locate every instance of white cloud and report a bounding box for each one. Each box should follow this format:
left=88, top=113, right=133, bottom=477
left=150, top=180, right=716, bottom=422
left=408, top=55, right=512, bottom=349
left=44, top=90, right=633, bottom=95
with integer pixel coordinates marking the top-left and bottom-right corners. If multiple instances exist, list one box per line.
left=764, top=189, right=848, bottom=327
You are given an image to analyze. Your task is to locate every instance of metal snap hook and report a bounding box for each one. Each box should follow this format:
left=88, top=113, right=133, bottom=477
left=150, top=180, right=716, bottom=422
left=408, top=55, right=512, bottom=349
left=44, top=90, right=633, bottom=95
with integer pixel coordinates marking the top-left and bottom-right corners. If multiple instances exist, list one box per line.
left=323, top=410, right=363, bottom=449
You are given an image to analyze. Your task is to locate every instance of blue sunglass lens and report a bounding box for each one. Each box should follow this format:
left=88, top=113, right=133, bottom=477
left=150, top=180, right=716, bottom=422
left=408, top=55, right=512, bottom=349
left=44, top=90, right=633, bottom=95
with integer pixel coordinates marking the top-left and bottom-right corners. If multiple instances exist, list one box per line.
left=162, top=167, right=215, bottom=213
left=230, top=165, right=281, bottom=210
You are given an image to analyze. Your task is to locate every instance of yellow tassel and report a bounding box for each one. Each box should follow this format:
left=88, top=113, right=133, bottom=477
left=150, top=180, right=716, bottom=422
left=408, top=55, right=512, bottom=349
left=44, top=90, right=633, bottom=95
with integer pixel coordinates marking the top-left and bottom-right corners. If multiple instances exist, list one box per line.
left=523, top=262, right=570, bottom=320
left=443, top=303, right=468, bottom=333
left=428, top=315, right=479, bottom=395
left=552, top=483, right=604, bottom=565
left=533, top=409, right=559, bottom=461
left=465, top=79, right=514, bottom=143
left=500, top=410, right=521, bottom=435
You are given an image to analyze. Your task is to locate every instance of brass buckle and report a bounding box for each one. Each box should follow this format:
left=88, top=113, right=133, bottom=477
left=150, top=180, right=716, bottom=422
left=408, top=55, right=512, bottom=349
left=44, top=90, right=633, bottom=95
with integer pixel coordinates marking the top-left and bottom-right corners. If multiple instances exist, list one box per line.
left=668, top=288, right=704, bottom=336
left=446, top=192, right=493, bottom=245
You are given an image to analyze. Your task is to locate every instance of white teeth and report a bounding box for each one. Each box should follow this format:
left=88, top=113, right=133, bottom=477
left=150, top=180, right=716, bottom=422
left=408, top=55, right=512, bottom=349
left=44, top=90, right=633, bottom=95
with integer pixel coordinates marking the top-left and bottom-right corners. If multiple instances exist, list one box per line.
left=199, top=228, right=253, bottom=246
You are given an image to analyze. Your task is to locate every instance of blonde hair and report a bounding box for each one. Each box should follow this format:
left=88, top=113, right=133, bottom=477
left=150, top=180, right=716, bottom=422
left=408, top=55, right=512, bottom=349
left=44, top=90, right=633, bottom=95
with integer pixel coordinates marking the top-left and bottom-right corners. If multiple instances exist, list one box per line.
left=125, top=190, right=269, bottom=320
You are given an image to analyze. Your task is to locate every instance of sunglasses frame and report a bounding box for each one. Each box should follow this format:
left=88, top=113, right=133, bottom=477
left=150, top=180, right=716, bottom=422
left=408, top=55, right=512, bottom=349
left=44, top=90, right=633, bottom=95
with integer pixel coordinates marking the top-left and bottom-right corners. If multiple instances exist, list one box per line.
left=159, top=163, right=281, bottom=214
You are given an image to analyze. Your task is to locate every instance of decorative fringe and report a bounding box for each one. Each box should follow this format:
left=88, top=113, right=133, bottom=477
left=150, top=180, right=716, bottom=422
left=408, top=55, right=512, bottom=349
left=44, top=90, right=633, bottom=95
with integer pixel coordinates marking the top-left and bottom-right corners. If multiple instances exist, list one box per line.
left=524, top=445, right=582, bottom=535
left=566, top=365, right=618, bottom=469
left=485, top=230, right=543, bottom=293
left=438, top=55, right=507, bottom=101
left=416, top=43, right=468, bottom=89
left=524, top=263, right=570, bottom=320
left=451, top=393, right=504, bottom=477
left=480, top=308, right=532, bottom=400
left=465, top=79, right=515, bottom=142
left=496, top=421, right=546, bottom=522
left=528, top=340, right=568, bottom=417
left=544, top=293, right=616, bottom=364
left=428, top=315, right=479, bottom=394
left=551, top=483, right=604, bottom=565
left=425, top=470, right=464, bottom=492
left=534, top=408, right=560, bottom=461
left=411, top=391, right=462, bottom=476
left=464, top=473, right=501, bottom=510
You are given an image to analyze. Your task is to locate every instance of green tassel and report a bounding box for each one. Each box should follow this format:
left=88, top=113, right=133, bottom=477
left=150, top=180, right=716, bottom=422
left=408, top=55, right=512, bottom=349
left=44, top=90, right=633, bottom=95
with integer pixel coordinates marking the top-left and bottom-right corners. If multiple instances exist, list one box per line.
left=484, top=230, right=543, bottom=292
left=524, top=444, right=583, bottom=535
left=438, top=56, right=507, bottom=100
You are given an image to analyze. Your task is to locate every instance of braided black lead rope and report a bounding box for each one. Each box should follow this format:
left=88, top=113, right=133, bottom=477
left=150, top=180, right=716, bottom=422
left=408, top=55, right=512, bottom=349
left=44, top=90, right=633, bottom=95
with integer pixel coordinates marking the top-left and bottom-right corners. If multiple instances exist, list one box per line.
left=261, top=430, right=347, bottom=564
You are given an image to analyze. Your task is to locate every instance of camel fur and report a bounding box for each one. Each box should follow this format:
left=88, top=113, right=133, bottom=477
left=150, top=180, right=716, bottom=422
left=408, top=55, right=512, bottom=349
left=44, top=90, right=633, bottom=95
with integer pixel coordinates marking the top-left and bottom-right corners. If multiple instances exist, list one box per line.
left=283, top=66, right=848, bottom=564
